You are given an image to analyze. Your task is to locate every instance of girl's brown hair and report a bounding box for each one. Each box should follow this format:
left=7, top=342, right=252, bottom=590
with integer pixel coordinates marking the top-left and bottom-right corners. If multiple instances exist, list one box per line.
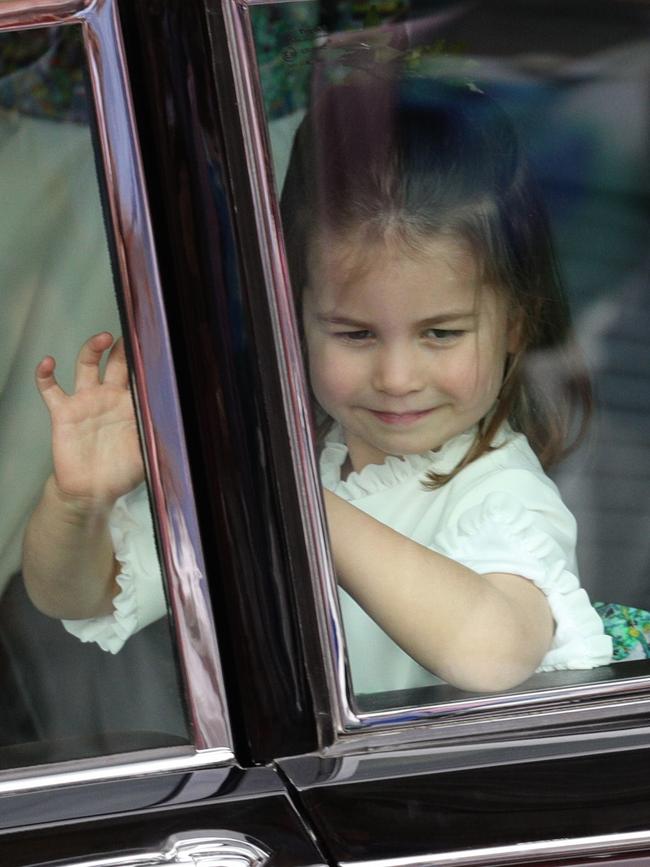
left=280, top=72, right=592, bottom=485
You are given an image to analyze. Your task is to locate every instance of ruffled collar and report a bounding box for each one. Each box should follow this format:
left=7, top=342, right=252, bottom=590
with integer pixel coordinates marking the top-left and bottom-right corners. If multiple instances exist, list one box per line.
left=320, top=422, right=479, bottom=499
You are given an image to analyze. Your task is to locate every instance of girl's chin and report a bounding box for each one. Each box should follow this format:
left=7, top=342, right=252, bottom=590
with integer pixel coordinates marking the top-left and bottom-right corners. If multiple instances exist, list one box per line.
left=352, top=432, right=443, bottom=460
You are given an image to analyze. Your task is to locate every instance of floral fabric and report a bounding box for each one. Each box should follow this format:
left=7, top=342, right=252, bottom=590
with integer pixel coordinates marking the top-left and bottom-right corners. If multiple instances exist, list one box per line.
left=595, top=602, right=650, bottom=662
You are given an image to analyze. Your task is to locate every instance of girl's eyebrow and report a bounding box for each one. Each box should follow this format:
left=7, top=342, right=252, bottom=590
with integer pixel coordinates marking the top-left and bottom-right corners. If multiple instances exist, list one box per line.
left=420, top=310, right=477, bottom=325
left=316, top=314, right=369, bottom=327
left=317, top=310, right=477, bottom=327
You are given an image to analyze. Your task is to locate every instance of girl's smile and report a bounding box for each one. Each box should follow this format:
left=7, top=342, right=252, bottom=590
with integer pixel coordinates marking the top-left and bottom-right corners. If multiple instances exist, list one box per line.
left=369, top=408, right=436, bottom=426
left=303, top=233, right=517, bottom=473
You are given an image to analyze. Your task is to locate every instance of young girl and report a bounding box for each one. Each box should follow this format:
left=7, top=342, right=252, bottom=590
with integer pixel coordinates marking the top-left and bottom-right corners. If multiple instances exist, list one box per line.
left=23, top=73, right=612, bottom=695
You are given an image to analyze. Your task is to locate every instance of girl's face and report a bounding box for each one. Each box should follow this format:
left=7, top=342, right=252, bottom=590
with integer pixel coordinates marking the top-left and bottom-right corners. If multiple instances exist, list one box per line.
left=303, top=232, right=517, bottom=473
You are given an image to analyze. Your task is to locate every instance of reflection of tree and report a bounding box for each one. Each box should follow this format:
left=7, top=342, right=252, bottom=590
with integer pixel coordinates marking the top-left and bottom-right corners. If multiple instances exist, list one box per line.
left=251, top=0, right=414, bottom=120
left=251, top=2, right=319, bottom=119
left=0, top=27, right=87, bottom=124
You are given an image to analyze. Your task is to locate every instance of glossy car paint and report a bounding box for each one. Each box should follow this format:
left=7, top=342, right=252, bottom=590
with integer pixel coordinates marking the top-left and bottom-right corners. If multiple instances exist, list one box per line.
left=280, top=745, right=650, bottom=861
left=0, top=766, right=328, bottom=866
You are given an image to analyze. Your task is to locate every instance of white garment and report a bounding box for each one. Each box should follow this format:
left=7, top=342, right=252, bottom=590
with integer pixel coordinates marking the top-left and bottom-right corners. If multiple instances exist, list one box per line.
left=322, top=423, right=612, bottom=694
left=64, top=424, right=613, bottom=695
left=62, top=486, right=166, bottom=654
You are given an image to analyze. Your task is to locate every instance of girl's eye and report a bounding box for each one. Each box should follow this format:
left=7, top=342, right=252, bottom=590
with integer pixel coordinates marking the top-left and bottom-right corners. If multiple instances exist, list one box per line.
left=335, top=330, right=373, bottom=342
left=424, top=328, right=464, bottom=342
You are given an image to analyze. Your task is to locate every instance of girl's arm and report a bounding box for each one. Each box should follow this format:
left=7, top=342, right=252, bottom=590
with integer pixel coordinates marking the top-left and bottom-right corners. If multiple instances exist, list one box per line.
left=23, top=333, right=144, bottom=620
left=323, top=489, right=554, bottom=692
left=23, top=477, right=120, bottom=619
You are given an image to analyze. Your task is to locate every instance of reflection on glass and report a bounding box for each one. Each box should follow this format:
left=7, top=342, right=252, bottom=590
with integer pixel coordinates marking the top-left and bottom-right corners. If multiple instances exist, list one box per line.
left=253, top=0, right=650, bottom=704
left=0, top=26, right=188, bottom=762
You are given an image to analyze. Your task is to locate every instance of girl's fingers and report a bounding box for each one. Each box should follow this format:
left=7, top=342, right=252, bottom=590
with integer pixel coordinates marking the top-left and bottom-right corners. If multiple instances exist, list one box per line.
left=74, top=332, right=113, bottom=391
left=103, top=337, right=129, bottom=389
left=35, top=356, right=66, bottom=410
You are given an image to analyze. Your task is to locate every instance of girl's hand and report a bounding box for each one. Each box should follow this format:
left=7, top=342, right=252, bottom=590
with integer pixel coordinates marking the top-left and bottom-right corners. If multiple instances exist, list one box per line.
left=36, top=332, right=145, bottom=509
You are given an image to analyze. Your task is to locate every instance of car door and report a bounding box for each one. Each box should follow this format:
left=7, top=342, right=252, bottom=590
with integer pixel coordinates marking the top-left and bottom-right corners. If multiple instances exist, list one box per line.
left=167, top=0, right=650, bottom=864
left=0, top=2, right=328, bottom=864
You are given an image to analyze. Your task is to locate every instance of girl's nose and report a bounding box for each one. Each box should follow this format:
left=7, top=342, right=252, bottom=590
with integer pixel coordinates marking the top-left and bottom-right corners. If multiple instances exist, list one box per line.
left=372, top=345, right=426, bottom=396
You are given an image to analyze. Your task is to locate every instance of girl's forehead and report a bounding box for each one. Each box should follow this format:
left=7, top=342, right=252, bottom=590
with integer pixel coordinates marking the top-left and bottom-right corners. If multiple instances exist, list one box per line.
left=311, top=228, right=478, bottom=274
left=306, top=230, right=484, bottom=307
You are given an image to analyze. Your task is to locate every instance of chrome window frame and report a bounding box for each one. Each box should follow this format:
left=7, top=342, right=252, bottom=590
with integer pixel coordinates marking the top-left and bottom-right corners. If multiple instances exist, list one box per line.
left=215, top=0, right=650, bottom=753
left=0, top=0, right=234, bottom=793
left=343, top=829, right=650, bottom=867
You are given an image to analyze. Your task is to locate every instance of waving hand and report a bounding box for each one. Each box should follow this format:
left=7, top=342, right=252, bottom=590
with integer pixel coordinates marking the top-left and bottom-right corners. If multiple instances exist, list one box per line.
left=35, top=332, right=145, bottom=507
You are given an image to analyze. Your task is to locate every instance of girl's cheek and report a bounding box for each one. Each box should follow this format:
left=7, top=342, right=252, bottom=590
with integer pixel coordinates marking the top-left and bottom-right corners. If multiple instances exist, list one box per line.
left=307, top=341, right=336, bottom=390
left=437, top=351, right=476, bottom=396
left=453, top=348, right=506, bottom=407
left=310, top=344, right=358, bottom=402
left=441, top=350, right=494, bottom=404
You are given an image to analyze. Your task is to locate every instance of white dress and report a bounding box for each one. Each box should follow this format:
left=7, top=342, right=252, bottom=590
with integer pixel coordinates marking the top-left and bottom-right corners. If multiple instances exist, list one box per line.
left=63, top=424, right=613, bottom=695
left=321, top=424, right=612, bottom=694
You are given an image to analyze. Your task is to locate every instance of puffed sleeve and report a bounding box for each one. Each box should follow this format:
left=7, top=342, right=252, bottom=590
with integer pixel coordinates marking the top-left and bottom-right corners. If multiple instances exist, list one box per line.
left=434, top=483, right=613, bottom=671
left=61, top=484, right=167, bottom=653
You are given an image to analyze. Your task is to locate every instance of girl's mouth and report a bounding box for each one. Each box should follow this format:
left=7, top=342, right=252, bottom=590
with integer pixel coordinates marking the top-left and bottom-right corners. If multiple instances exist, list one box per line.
left=369, top=409, right=434, bottom=426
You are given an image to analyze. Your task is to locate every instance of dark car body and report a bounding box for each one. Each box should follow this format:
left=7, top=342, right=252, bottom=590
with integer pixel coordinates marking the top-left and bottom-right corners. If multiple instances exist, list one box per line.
left=1, top=1, right=650, bottom=865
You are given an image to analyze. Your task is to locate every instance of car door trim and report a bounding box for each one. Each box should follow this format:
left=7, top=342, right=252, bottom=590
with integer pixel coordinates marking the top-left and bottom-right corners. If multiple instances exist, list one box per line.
left=342, top=829, right=650, bottom=867
left=0, top=747, right=234, bottom=795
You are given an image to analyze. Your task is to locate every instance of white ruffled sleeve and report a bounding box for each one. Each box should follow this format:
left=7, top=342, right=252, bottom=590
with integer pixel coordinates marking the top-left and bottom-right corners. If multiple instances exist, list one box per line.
left=61, top=485, right=167, bottom=653
left=434, top=490, right=613, bottom=671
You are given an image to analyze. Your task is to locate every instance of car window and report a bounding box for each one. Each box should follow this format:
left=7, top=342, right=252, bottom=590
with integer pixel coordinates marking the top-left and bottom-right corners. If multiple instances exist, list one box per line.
left=0, top=10, right=229, bottom=775
left=245, top=0, right=650, bottom=718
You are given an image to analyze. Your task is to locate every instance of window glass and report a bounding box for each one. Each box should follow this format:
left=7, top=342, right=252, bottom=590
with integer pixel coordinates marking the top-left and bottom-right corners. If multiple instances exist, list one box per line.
left=0, top=25, right=189, bottom=764
left=252, top=0, right=650, bottom=708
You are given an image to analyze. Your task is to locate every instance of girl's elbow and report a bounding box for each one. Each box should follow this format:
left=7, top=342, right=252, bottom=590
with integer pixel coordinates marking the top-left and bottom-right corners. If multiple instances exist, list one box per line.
left=444, top=660, right=538, bottom=693
left=449, top=585, right=553, bottom=692
left=437, top=636, right=548, bottom=693
left=462, top=661, right=538, bottom=693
